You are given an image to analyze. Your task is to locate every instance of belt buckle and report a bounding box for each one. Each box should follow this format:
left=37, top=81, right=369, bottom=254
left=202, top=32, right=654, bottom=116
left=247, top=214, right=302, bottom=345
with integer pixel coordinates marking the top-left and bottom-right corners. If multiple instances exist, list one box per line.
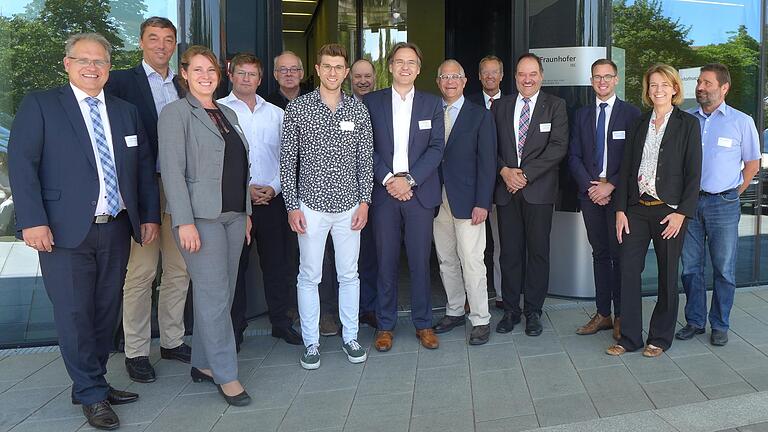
left=94, top=214, right=111, bottom=224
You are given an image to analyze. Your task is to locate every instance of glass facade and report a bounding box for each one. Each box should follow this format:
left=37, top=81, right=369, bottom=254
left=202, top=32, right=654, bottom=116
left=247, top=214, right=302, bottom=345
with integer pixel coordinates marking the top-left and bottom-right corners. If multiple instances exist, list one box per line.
left=1, top=0, right=767, bottom=347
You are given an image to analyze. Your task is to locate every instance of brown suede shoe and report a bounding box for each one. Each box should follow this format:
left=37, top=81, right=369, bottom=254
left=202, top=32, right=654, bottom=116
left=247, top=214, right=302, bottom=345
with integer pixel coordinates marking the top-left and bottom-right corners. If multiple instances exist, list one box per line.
left=374, top=331, right=393, bottom=352
left=576, top=313, right=613, bottom=335
left=605, top=344, right=626, bottom=356
left=642, top=344, right=664, bottom=358
left=613, top=317, right=621, bottom=341
left=416, top=328, right=439, bottom=349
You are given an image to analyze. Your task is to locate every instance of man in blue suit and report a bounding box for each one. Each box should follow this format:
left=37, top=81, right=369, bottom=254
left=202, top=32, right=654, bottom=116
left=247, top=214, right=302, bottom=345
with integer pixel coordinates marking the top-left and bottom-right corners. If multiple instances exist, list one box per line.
left=431, top=59, right=497, bottom=345
left=9, top=33, right=160, bottom=430
left=363, top=42, right=445, bottom=351
left=567, top=59, right=640, bottom=340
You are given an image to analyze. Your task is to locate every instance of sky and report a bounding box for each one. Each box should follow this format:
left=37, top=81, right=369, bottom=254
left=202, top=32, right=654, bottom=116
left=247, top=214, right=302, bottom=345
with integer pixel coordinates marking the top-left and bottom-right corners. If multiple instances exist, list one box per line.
left=0, top=0, right=176, bottom=21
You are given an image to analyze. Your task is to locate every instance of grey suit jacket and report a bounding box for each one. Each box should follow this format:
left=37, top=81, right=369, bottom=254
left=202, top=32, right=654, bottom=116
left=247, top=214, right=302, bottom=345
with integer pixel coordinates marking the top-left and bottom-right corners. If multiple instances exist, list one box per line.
left=158, top=93, right=252, bottom=227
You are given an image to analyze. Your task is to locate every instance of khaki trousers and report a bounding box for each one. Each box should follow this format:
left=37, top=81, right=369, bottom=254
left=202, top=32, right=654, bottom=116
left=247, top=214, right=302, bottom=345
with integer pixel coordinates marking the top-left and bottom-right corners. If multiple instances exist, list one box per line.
left=122, top=183, right=190, bottom=358
left=489, top=205, right=502, bottom=300
left=433, top=189, right=491, bottom=326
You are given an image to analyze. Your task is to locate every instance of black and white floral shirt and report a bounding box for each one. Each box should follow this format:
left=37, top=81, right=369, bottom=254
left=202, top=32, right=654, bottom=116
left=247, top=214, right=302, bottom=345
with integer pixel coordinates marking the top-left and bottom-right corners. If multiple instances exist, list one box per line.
left=280, top=88, right=374, bottom=213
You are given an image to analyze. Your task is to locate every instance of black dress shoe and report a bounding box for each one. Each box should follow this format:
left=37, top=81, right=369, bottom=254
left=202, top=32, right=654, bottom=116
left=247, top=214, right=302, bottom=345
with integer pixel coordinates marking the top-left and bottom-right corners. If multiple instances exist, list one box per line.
left=272, top=325, right=303, bottom=345
left=72, top=387, right=139, bottom=405
left=160, top=343, right=192, bottom=363
left=125, top=356, right=156, bottom=383
left=711, top=329, right=728, bottom=346
left=217, top=385, right=251, bottom=406
left=495, top=300, right=504, bottom=310
left=469, top=324, right=491, bottom=345
left=675, top=324, right=705, bottom=340
left=359, top=311, right=378, bottom=329
left=82, top=400, right=119, bottom=430
left=191, top=367, right=215, bottom=384
left=496, top=312, right=521, bottom=334
left=524, top=314, right=543, bottom=337
left=433, top=315, right=466, bottom=334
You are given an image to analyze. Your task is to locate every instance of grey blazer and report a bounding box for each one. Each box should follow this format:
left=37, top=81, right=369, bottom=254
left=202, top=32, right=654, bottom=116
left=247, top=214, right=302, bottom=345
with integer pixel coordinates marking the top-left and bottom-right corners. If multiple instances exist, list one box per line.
left=158, top=93, right=252, bottom=227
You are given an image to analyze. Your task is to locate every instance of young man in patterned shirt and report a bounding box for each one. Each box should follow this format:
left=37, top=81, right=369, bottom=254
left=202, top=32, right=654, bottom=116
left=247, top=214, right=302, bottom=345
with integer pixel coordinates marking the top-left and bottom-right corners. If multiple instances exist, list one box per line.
left=280, top=43, right=374, bottom=370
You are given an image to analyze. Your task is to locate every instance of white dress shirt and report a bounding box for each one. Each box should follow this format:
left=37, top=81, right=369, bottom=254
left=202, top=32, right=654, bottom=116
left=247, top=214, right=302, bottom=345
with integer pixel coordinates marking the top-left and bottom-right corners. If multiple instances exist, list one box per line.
left=70, top=83, right=126, bottom=216
left=218, top=92, right=284, bottom=194
left=595, top=94, right=616, bottom=177
left=512, top=91, right=540, bottom=166
left=384, top=86, right=415, bottom=184
left=483, top=90, right=501, bottom=110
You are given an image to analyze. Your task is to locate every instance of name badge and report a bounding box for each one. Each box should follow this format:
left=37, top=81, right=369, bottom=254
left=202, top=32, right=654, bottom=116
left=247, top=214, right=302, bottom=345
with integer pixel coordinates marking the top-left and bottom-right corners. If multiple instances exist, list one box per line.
left=233, top=124, right=244, bottom=135
left=612, top=130, right=626, bottom=140
left=340, top=121, right=355, bottom=131
left=419, top=120, right=432, bottom=130
left=717, top=137, right=733, bottom=148
left=124, top=135, right=138, bottom=147
left=539, top=123, right=551, bottom=132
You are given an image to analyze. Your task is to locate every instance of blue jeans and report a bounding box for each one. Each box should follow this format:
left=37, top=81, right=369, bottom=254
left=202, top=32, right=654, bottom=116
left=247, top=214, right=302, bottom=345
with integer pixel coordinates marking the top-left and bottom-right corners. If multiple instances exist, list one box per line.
left=681, top=189, right=740, bottom=331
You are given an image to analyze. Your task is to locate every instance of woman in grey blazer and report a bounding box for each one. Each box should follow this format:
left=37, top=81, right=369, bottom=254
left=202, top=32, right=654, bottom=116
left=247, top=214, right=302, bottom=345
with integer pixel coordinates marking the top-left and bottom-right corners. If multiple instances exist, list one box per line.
left=158, top=45, right=252, bottom=406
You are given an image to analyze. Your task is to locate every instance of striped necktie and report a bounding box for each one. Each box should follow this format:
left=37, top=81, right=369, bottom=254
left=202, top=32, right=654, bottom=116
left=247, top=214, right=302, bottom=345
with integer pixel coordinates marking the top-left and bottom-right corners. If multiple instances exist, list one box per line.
left=518, top=97, right=531, bottom=159
left=86, top=97, right=120, bottom=216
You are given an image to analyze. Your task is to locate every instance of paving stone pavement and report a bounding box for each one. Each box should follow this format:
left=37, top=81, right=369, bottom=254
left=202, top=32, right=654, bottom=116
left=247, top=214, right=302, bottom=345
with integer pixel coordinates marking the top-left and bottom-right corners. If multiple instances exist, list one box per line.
left=3, top=287, right=768, bottom=432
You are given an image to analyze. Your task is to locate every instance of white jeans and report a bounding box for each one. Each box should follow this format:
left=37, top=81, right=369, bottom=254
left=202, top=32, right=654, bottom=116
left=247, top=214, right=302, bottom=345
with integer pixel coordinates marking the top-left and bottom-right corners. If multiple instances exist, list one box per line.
left=296, top=203, right=361, bottom=346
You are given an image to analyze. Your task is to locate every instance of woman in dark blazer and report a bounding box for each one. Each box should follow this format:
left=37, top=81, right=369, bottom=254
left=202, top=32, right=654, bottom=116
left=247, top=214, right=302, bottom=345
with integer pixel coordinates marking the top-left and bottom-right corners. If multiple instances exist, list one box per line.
left=608, top=64, right=701, bottom=358
left=158, top=46, right=252, bottom=405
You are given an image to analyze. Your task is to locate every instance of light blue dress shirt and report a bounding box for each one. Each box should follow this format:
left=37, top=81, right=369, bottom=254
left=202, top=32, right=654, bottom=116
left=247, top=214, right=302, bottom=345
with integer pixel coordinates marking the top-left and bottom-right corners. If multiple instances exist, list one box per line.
left=688, top=102, right=760, bottom=193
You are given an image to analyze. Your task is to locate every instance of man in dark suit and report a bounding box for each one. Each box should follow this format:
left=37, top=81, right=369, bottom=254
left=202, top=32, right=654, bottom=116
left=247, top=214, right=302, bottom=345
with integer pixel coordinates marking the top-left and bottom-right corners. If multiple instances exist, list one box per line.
left=363, top=42, right=445, bottom=351
left=568, top=59, right=641, bottom=340
left=105, top=17, right=191, bottom=384
left=9, top=33, right=160, bottom=430
left=431, top=59, right=497, bottom=345
left=493, top=53, right=568, bottom=337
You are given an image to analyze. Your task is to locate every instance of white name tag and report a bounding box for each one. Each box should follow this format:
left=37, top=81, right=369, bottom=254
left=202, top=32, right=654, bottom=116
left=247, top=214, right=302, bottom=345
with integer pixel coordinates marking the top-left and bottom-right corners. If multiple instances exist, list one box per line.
left=539, top=123, right=551, bottom=132
left=717, top=137, right=733, bottom=148
left=340, top=121, right=355, bottom=131
left=124, top=135, right=138, bottom=147
left=419, top=120, right=432, bottom=130
left=612, top=130, right=626, bottom=140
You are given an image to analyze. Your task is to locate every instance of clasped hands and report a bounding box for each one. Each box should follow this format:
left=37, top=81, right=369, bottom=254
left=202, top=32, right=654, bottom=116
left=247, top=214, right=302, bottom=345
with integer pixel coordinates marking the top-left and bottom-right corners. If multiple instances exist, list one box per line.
left=386, top=176, right=413, bottom=201
left=588, top=181, right=614, bottom=206
left=250, top=185, right=276, bottom=205
left=500, top=167, right=527, bottom=194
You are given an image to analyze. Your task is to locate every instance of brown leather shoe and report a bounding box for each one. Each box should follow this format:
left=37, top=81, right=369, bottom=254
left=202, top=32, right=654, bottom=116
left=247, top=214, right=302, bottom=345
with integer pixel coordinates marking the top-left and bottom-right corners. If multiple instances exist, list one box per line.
left=416, top=328, right=439, bottom=349
left=605, top=344, right=626, bottom=356
left=576, top=313, right=613, bottom=335
left=374, top=331, right=393, bottom=352
left=642, top=344, right=664, bottom=358
left=613, top=317, right=621, bottom=341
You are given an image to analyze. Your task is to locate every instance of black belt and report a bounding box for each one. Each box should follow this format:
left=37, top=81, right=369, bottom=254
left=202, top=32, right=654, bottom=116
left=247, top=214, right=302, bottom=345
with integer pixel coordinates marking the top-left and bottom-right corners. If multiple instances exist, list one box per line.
left=94, top=211, right=124, bottom=224
left=699, top=188, right=737, bottom=197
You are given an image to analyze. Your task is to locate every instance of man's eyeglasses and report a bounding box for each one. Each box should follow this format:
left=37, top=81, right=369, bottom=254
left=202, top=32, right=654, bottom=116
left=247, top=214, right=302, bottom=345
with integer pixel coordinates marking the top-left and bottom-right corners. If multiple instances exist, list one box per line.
left=68, top=57, right=110, bottom=69
left=438, top=73, right=465, bottom=81
left=234, top=71, right=260, bottom=78
left=320, top=64, right=347, bottom=74
left=591, top=74, right=617, bottom=82
left=277, top=66, right=302, bottom=75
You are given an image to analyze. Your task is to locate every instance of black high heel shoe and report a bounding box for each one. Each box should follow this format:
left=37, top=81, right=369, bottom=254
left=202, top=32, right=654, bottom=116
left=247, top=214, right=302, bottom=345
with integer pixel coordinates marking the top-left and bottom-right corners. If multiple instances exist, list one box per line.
left=217, top=384, right=251, bottom=406
left=190, top=367, right=214, bottom=384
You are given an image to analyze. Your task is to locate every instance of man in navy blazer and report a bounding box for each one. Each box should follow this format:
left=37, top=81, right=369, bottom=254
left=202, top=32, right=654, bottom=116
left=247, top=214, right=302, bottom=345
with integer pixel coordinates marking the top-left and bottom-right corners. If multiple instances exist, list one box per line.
left=431, top=59, right=497, bottom=345
left=105, top=17, right=192, bottom=383
left=363, top=42, right=444, bottom=352
left=568, top=59, right=641, bottom=340
left=9, top=33, right=159, bottom=430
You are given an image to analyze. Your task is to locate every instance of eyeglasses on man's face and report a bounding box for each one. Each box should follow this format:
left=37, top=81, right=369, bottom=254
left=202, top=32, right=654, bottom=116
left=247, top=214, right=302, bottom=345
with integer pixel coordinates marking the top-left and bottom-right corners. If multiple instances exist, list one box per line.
left=68, top=57, right=110, bottom=69
left=277, top=66, right=302, bottom=75
left=438, top=73, right=465, bottom=81
left=591, top=74, right=617, bottom=82
left=319, top=64, right=347, bottom=74
left=234, top=71, right=259, bottom=79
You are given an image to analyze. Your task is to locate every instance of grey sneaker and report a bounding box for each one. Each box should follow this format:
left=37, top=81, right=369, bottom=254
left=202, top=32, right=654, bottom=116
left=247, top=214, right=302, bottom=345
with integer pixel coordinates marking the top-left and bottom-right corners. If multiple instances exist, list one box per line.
left=342, top=339, right=367, bottom=363
left=300, top=344, right=320, bottom=370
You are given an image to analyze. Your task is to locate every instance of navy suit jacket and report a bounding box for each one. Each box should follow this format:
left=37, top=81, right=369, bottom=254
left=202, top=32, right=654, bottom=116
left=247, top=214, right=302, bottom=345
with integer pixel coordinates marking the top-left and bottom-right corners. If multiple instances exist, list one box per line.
left=567, top=98, right=641, bottom=198
left=466, top=92, right=485, bottom=108
left=363, top=88, right=445, bottom=209
left=8, top=84, right=160, bottom=248
left=105, top=63, right=185, bottom=162
left=441, top=99, right=497, bottom=218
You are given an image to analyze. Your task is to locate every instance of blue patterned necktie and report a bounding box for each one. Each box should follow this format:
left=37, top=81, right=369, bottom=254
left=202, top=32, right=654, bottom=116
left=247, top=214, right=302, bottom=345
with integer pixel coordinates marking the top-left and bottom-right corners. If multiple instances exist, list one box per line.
left=594, top=102, right=608, bottom=172
left=86, top=97, right=120, bottom=216
left=518, top=97, right=530, bottom=159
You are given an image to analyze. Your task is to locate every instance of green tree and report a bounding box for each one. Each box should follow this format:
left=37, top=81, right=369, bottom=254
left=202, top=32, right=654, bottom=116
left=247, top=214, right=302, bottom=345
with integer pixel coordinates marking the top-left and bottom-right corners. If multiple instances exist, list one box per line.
left=612, top=0, right=699, bottom=107
left=109, top=0, right=148, bottom=47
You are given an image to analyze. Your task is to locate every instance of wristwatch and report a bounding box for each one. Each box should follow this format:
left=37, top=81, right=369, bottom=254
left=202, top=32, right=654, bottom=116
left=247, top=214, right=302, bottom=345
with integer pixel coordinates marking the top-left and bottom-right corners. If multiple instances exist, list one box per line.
left=395, top=172, right=417, bottom=187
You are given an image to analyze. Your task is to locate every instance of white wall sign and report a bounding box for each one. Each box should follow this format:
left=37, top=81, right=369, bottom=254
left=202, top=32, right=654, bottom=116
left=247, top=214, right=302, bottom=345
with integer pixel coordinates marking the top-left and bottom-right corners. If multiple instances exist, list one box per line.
left=529, top=47, right=607, bottom=87
left=679, top=66, right=702, bottom=100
